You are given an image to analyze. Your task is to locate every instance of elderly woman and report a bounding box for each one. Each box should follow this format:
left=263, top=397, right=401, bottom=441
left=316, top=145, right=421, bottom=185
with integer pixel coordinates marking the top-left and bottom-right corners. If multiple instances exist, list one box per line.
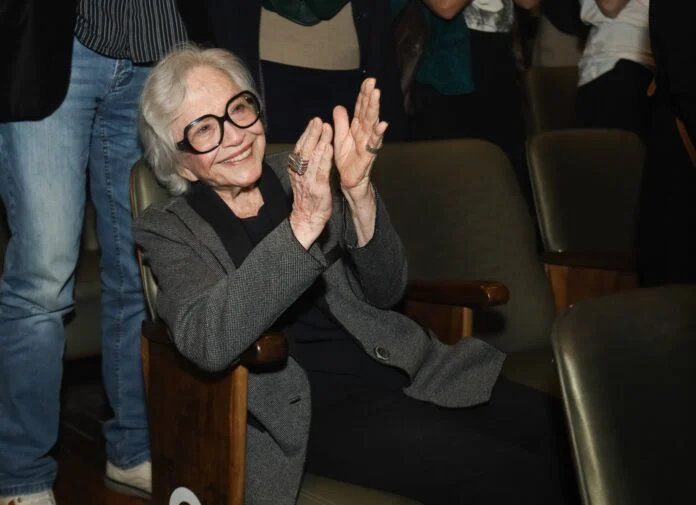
left=134, top=45, right=578, bottom=505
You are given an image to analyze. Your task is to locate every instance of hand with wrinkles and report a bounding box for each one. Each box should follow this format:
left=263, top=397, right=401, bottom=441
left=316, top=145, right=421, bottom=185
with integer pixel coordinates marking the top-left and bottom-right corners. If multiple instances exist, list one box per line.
left=332, top=78, right=388, bottom=246
left=333, top=78, right=388, bottom=197
left=287, top=117, right=334, bottom=250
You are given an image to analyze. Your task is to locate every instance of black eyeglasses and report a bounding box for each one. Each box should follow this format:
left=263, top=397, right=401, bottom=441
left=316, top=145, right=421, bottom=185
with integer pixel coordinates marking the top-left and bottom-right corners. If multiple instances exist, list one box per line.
left=176, top=91, right=262, bottom=154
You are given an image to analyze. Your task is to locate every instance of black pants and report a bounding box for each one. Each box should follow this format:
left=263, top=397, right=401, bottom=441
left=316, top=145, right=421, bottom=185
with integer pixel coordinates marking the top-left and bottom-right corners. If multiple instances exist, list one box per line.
left=638, top=100, right=696, bottom=286
left=260, top=60, right=406, bottom=143
left=304, top=376, right=580, bottom=505
left=576, top=59, right=654, bottom=141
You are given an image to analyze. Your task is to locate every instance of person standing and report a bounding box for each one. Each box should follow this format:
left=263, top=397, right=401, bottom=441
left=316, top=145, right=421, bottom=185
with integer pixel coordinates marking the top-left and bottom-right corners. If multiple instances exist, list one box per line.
left=575, top=0, right=654, bottom=140
left=637, top=0, right=696, bottom=286
left=406, top=0, right=539, bottom=214
left=176, top=0, right=407, bottom=142
left=0, top=1, right=187, bottom=504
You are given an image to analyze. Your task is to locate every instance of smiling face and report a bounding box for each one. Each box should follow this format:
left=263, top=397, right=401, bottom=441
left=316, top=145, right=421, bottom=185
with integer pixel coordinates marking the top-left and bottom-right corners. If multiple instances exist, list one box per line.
left=172, top=65, right=266, bottom=198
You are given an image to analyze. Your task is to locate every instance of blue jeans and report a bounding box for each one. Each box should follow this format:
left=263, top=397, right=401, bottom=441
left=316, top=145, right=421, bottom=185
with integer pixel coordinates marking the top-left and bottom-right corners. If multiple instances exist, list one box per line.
left=0, top=38, right=150, bottom=495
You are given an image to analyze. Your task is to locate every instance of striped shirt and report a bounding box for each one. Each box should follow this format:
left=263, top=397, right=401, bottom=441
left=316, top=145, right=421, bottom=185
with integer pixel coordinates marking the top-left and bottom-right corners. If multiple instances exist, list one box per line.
left=74, top=0, right=188, bottom=64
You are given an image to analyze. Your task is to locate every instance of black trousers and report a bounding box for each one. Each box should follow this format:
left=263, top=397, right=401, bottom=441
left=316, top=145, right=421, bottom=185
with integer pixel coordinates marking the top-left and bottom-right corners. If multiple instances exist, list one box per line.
left=637, top=99, right=696, bottom=286
left=576, top=59, right=654, bottom=141
left=304, top=376, right=580, bottom=505
left=259, top=60, right=406, bottom=143
left=260, top=61, right=363, bottom=143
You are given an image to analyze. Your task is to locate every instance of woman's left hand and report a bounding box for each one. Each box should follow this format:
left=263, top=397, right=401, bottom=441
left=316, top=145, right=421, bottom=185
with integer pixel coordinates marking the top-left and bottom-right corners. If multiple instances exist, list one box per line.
left=333, top=78, right=389, bottom=195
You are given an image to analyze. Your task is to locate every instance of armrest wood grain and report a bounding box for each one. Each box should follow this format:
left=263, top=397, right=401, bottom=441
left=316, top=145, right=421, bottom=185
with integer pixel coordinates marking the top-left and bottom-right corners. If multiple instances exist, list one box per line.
left=406, top=280, right=509, bottom=309
left=542, top=254, right=639, bottom=312
left=240, top=332, right=288, bottom=367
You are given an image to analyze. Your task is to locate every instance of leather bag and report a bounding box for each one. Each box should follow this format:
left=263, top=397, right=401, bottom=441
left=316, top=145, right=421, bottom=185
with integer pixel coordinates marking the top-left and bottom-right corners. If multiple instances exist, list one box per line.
left=393, top=0, right=429, bottom=115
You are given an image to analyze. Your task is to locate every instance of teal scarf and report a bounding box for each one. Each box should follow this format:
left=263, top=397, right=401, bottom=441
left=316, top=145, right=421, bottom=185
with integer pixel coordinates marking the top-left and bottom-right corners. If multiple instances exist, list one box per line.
left=264, top=0, right=350, bottom=26
left=391, top=0, right=475, bottom=95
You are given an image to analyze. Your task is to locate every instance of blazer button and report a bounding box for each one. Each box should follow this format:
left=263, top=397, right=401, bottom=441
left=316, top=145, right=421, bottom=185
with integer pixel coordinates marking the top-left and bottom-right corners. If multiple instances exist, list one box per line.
left=374, top=345, right=390, bottom=361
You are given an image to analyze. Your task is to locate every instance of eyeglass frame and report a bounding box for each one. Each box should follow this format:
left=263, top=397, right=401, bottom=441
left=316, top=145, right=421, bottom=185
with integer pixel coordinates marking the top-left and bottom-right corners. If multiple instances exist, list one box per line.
left=175, top=90, right=262, bottom=155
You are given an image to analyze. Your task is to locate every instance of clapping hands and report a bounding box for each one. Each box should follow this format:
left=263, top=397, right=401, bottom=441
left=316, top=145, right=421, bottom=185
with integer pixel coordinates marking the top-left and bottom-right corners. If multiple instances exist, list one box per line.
left=287, top=78, right=387, bottom=249
left=333, top=78, right=388, bottom=195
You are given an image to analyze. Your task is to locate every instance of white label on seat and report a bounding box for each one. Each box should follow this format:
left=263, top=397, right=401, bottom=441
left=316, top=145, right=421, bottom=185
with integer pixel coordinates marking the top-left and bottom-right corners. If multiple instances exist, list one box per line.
left=170, top=487, right=202, bottom=505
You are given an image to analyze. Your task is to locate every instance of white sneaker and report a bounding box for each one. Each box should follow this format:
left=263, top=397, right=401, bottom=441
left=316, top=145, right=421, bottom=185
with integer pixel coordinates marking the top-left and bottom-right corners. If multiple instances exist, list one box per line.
left=104, top=460, right=152, bottom=499
left=0, top=490, right=57, bottom=505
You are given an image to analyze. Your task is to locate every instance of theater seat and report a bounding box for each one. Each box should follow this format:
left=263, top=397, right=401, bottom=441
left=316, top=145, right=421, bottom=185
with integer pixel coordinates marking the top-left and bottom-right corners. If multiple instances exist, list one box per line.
left=131, top=138, right=577, bottom=504
left=371, top=140, right=561, bottom=396
left=527, top=128, right=645, bottom=311
left=271, top=141, right=562, bottom=393
left=552, top=284, right=696, bottom=505
left=523, top=65, right=579, bottom=134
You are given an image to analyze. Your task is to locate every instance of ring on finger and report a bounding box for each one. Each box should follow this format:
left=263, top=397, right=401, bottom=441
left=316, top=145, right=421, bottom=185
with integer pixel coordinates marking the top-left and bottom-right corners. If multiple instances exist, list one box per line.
left=287, top=151, right=309, bottom=175
left=365, top=141, right=383, bottom=155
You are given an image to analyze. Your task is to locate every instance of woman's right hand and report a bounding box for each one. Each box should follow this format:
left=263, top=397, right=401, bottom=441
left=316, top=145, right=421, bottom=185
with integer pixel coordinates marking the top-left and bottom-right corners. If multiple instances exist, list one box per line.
left=288, top=117, right=334, bottom=249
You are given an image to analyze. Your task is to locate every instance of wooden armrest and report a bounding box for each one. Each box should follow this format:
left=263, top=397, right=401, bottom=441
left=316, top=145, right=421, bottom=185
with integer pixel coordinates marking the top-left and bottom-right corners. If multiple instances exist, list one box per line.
left=141, top=320, right=288, bottom=368
left=142, top=317, right=252, bottom=505
left=404, top=281, right=509, bottom=344
left=240, top=332, right=288, bottom=367
left=542, top=251, right=637, bottom=272
left=542, top=252, right=639, bottom=312
left=406, top=280, right=509, bottom=310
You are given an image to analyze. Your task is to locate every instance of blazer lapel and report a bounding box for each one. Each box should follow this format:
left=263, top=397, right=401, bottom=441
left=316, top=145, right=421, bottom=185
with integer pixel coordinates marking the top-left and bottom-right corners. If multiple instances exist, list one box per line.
left=165, top=197, right=237, bottom=273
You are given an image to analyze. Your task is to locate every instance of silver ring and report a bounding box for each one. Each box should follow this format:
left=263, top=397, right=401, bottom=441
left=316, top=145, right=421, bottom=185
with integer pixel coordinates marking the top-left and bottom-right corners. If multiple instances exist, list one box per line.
left=287, top=152, right=309, bottom=175
left=365, top=142, right=382, bottom=155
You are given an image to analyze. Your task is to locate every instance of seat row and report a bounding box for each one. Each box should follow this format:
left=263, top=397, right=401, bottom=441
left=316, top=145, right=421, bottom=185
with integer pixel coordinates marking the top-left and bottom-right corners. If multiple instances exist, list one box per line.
left=3, top=130, right=691, bottom=504
left=132, top=134, right=694, bottom=505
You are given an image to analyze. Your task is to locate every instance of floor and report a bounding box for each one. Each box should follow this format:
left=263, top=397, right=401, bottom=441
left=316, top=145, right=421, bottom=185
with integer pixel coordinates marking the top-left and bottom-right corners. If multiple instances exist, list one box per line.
left=54, top=357, right=148, bottom=505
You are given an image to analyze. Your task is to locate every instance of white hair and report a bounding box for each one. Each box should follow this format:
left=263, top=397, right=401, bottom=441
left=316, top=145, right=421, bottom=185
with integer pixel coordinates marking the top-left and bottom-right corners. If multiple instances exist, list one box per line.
left=139, top=43, right=263, bottom=195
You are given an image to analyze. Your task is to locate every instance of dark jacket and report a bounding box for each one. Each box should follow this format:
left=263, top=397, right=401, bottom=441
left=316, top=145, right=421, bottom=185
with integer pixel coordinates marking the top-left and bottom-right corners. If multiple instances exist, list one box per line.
left=176, top=0, right=406, bottom=138
left=0, top=0, right=79, bottom=121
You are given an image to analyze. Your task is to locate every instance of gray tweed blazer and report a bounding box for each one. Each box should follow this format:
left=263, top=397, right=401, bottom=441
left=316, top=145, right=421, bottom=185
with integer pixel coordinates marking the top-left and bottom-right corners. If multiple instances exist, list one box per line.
left=133, top=151, right=505, bottom=505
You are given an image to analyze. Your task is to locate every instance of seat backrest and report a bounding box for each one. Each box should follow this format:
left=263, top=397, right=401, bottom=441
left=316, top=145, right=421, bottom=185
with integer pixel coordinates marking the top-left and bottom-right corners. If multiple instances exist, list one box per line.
left=527, top=129, right=645, bottom=255
left=552, top=284, right=696, bottom=505
left=373, top=140, right=555, bottom=352
left=129, top=159, right=170, bottom=319
left=523, top=66, right=579, bottom=134
left=531, top=17, right=583, bottom=67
